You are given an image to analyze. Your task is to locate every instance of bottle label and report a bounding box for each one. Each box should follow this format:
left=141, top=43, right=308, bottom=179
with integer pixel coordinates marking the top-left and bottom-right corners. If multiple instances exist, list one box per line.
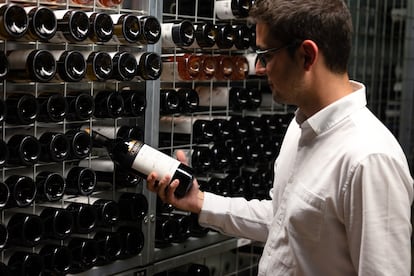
left=161, top=23, right=175, bottom=48
left=159, top=116, right=193, bottom=134
left=7, top=50, right=30, bottom=69
left=132, top=144, right=180, bottom=180
left=196, top=86, right=229, bottom=107
left=215, top=0, right=234, bottom=20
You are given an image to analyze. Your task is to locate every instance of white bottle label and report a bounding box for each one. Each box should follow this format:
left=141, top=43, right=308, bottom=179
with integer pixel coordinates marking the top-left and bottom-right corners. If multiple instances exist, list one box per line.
left=215, top=0, right=234, bottom=20
left=132, top=144, right=180, bottom=180
left=196, top=86, right=229, bottom=107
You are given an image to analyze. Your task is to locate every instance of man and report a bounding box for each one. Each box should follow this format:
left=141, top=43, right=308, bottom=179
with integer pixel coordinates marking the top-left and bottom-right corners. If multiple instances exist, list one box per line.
left=147, top=0, right=414, bottom=275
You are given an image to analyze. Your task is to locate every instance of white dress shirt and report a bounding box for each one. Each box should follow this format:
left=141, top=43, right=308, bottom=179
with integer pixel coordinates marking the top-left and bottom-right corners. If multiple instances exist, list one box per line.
left=199, top=81, right=414, bottom=275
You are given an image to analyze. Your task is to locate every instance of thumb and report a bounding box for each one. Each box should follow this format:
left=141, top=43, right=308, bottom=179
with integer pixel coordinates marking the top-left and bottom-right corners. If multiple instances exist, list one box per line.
left=175, top=150, right=188, bottom=165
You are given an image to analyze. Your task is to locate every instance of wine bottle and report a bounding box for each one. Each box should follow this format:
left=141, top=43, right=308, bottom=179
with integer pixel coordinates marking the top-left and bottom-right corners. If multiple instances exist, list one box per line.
left=93, top=231, right=122, bottom=265
left=6, top=251, right=43, bottom=276
left=94, top=90, right=125, bottom=118
left=5, top=175, right=36, bottom=208
left=38, top=206, right=73, bottom=239
left=65, top=129, right=92, bottom=159
left=117, top=226, right=145, bottom=259
left=232, top=24, right=252, bottom=50
left=177, top=147, right=214, bottom=174
left=35, top=171, right=66, bottom=202
left=155, top=214, right=179, bottom=245
left=66, top=93, right=95, bottom=121
left=5, top=94, right=39, bottom=125
left=162, top=20, right=195, bottom=48
left=115, top=192, right=149, bottom=221
left=84, top=125, right=144, bottom=141
left=110, top=51, right=138, bottom=81
left=161, top=53, right=201, bottom=81
left=214, top=24, right=235, bottom=50
left=39, top=244, right=72, bottom=275
left=242, top=168, right=265, bottom=200
left=67, top=237, right=98, bottom=273
left=110, top=13, right=141, bottom=44
left=210, top=143, right=231, bottom=171
left=199, top=55, right=217, bottom=80
left=0, top=4, right=29, bottom=40
left=82, top=51, right=113, bottom=81
left=232, top=55, right=249, bottom=81
left=225, top=173, right=246, bottom=197
left=7, top=135, right=41, bottom=166
left=65, top=202, right=97, bottom=234
left=36, top=93, right=68, bottom=122
left=177, top=88, right=199, bottom=113
left=206, top=176, right=230, bottom=196
left=64, top=196, right=119, bottom=226
left=121, top=90, right=146, bottom=117
left=0, top=52, right=8, bottom=81
left=137, top=15, right=162, bottom=45
left=171, top=213, right=192, bottom=243
left=160, top=89, right=181, bottom=115
left=226, top=140, right=246, bottom=168
left=242, top=139, right=265, bottom=166
left=215, top=0, right=252, bottom=20
left=245, top=115, right=266, bottom=138
left=215, top=55, right=234, bottom=80
left=23, top=6, right=57, bottom=42
left=0, top=140, right=9, bottom=168
left=98, top=0, right=123, bottom=7
left=246, top=87, right=262, bottom=109
left=195, top=86, right=249, bottom=111
left=210, top=118, right=235, bottom=142
left=7, top=49, right=57, bottom=82
left=86, top=11, right=114, bottom=43
left=51, top=10, right=90, bottom=43
left=0, top=224, right=7, bottom=251
left=159, top=116, right=216, bottom=145
left=135, top=52, right=163, bottom=80
left=192, top=22, right=216, bottom=48
left=65, top=166, right=96, bottom=196
left=71, top=0, right=93, bottom=5
left=38, top=132, right=70, bottom=162
left=50, top=50, right=87, bottom=82
left=5, top=213, right=44, bottom=246
left=188, top=213, right=209, bottom=237
left=228, top=116, right=254, bottom=140
left=0, top=262, right=9, bottom=275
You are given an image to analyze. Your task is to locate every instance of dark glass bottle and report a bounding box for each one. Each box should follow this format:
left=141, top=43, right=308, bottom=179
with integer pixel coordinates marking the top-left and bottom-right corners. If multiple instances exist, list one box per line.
left=0, top=140, right=9, bottom=168
left=187, top=263, right=211, bottom=276
left=66, top=202, right=97, bottom=234
left=110, top=51, right=138, bottom=81
left=87, top=11, right=114, bottom=43
left=65, top=166, right=96, bottom=196
left=66, top=93, right=95, bottom=121
left=121, top=90, right=146, bottom=117
left=35, top=171, right=66, bottom=202
left=39, top=244, right=72, bottom=275
left=110, top=13, right=141, bottom=44
left=215, top=0, right=252, bottom=19
left=38, top=132, right=70, bottom=163
left=155, top=214, right=179, bottom=245
left=210, top=143, right=231, bottom=171
left=7, top=135, right=40, bottom=166
left=6, top=213, right=44, bottom=246
left=160, top=89, right=181, bottom=115
left=51, top=50, right=87, bottom=82
left=0, top=52, right=8, bottom=81
left=135, top=52, right=163, bottom=80
left=89, top=129, right=194, bottom=198
left=94, top=231, right=122, bottom=265
left=84, top=51, right=113, bottom=81
left=65, top=129, right=92, bottom=159
left=118, top=192, right=149, bottom=221
left=0, top=224, right=7, bottom=251
left=177, top=88, right=199, bottom=113
left=5, top=175, right=37, bottom=208
left=215, top=24, right=235, bottom=50
left=7, top=49, right=57, bottom=82
left=40, top=207, right=73, bottom=239
left=0, top=181, right=9, bottom=208
left=246, top=87, right=262, bottom=109
left=7, top=251, right=43, bottom=276
left=90, top=125, right=144, bottom=141
left=232, top=24, right=252, bottom=50
left=94, top=90, right=125, bottom=118
left=92, top=198, right=120, bottom=226
left=67, top=237, right=98, bottom=273
left=24, top=6, right=57, bottom=41
left=162, top=20, right=195, bottom=48
left=193, top=22, right=216, bottom=48
left=5, top=94, right=39, bottom=125
left=117, top=226, right=145, bottom=259
left=196, top=86, right=249, bottom=111
left=0, top=4, right=29, bottom=39
left=182, top=147, right=214, bottom=174
left=226, top=140, right=246, bottom=168
left=137, top=15, right=161, bottom=45
left=228, top=116, right=253, bottom=141
left=36, top=93, right=68, bottom=122
left=52, top=10, right=90, bottom=43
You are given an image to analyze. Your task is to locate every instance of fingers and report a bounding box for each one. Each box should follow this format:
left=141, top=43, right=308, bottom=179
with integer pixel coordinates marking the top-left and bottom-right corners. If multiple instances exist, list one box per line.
left=147, top=173, right=173, bottom=202
left=175, top=150, right=188, bottom=165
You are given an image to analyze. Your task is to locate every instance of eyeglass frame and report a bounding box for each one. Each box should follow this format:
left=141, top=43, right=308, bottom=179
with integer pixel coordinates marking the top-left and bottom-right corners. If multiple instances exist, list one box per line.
left=255, top=40, right=303, bottom=67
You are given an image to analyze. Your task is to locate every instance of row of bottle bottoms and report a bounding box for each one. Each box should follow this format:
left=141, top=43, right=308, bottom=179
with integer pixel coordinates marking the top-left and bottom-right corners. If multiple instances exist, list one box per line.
left=0, top=3, right=256, bottom=50
left=0, top=50, right=161, bottom=83
left=0, top=224, right=144, bottom=275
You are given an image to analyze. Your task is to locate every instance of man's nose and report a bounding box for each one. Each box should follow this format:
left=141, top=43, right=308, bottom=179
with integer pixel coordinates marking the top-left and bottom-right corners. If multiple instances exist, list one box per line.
left=255, top=58, right=266, bottom=76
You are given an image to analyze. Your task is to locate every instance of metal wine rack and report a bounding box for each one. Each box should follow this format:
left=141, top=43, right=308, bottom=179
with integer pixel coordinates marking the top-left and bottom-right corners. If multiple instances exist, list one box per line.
left=1, top=0, right=413, bottom=275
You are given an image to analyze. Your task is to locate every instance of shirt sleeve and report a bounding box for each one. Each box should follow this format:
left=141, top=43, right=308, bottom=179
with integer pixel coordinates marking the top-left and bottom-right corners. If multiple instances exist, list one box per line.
left=344, top=154, right=414, bottom=275
left=198, top=192, right=274, bottom=242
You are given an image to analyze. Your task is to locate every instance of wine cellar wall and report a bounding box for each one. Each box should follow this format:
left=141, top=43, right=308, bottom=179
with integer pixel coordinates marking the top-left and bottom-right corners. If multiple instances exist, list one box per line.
left=0, top=0, right=413, bottom=275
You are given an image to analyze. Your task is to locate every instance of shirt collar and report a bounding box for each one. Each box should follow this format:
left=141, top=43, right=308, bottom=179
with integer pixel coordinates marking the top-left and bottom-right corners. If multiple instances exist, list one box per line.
left=295, top=81, right=367, bottom=136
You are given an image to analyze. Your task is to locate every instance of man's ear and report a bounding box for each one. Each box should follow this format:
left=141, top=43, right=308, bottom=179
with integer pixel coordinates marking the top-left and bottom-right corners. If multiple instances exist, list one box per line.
left=301, top=40, right=318, bottom=70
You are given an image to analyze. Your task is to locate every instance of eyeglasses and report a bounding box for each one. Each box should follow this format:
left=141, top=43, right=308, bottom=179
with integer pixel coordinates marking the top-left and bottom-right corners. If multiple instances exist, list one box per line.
left=255, top=41, right=301, bottom=67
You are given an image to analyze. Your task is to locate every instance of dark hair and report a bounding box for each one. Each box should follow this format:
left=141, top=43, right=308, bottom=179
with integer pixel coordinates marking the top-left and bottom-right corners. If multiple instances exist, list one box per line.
left=250, top=0, right=353, bottom=73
